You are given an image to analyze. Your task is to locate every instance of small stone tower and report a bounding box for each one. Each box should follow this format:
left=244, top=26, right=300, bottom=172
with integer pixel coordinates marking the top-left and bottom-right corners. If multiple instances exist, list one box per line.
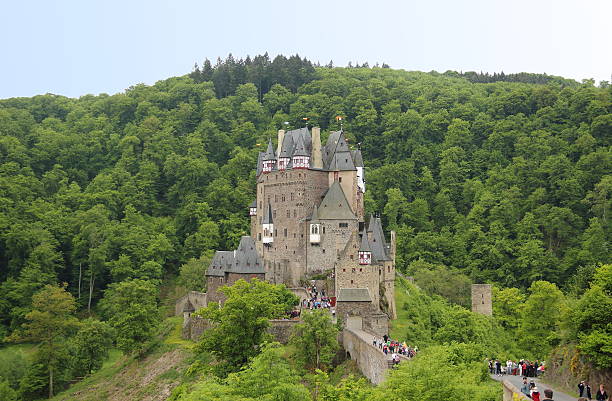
left=471, top=284, right=492, bottom=316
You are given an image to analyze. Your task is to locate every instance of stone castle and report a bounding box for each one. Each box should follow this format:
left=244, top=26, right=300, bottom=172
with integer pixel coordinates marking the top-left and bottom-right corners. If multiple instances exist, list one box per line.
left=183, top=127, right=397, bottom=329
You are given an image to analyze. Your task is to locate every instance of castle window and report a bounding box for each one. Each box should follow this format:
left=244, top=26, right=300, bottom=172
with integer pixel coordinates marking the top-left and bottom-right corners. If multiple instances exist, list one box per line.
left=350, top=280, right=354, bottom=284
left=260, top=201, right=262, bottom=208
left=258, top=233, right=261, bottom=241
left=291, top=193, right=294, bottom=201
left=343, top=268, right=346, bottom=272
left=284, top=228, right=287, bottom=237
left=322, top=226, right=326, bottom=234
left=388, top=266, right=391, bottom=273
left=282, top=195, right=285, bottom=202
left=339, top=223, right=348, bottom=228
left=287, top=210, right=290, bottom=218
left=350, top=255, right=353, bottom=260
left=293, top=233, right=296, bottom=238
left=339, top=177, right=342, bottom=182
left=273, top=210, right=277, bottom=218
left=360, top=268, right=363, bottom=272
left=322, top=249, right=326, bottom=254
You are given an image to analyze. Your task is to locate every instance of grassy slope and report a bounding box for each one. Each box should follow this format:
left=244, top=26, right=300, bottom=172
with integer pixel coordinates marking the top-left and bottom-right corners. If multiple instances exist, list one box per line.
left=52, top=317, right=195, bottom=401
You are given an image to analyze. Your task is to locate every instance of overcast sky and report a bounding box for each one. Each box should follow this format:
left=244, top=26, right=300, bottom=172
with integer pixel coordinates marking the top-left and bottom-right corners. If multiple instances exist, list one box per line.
left=1, top=0, right=610, bottom=98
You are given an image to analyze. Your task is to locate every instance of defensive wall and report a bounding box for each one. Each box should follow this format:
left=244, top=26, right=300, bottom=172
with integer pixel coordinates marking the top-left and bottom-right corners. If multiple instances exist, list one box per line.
left=182, top=315, right=300, bottom=344
left=341, top=327, right=409, bottom=385
left=175, top=291, right=207, bottom=316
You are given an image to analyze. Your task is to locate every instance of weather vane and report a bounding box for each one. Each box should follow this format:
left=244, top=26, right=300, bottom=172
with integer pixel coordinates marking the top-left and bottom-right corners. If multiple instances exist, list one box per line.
left=336, top=115, right=344, bottom=130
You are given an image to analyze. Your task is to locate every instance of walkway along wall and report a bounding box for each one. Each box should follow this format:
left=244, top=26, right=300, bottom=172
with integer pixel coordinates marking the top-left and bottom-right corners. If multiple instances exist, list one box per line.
left=341, top=328, right=409, bottom=385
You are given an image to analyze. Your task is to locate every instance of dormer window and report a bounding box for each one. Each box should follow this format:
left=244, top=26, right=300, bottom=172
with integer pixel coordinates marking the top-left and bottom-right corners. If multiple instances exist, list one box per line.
left=249, top=206, right=257, bottom=216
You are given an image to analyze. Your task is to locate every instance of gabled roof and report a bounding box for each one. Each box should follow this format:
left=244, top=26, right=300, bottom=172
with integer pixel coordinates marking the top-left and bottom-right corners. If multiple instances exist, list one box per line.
left=367, top=215, right=390, bottom=261
left=279, top=134, right=294, bottom=158
left=337, top=288, right=372, bottom=302
left=359, top=228, right=372, bottom=252
left=293, top=134, right=309, bottom=157
left=263, top=203, right=273, bottom=224
left=228, top=236, right=264, bottom=274
left=263, top=138, right=276, bottom=161
left=206, top=250, right=235, bottom=277
left=249, top=199, right=256, bottom=208
left=323, top=130, right=355, bottom=171
left=317, top=181, right=356, bottom=220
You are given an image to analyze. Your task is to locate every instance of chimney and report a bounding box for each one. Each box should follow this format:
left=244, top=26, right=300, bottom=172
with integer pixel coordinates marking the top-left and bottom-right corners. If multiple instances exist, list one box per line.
left=311, top=127, right=323, bottom=169
left=277, top=129, right=285, bottom=157
left=390, top=230, right=396, bottom=260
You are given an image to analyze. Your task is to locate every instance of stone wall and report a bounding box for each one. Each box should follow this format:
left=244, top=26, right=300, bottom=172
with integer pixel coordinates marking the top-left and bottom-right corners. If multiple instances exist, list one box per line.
left=267, top=319, right=300, bottom=344
left=363, top=313, right=389, bottom=337
left=336, top=300, right=375, bottom=327
left=471, top=284, right=493, bottom=316
left=341, top=328, right=391, bottom=384
left=175, top=291, right=208, bottom=316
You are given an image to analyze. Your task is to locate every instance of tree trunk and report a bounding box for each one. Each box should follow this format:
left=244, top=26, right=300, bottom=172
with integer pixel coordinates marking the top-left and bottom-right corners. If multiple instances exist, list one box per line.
left=88, top=269, right=95, bottom=315
left=78, top=263, right=82, bottom=300
left=49, top=365, right=53, bottom=399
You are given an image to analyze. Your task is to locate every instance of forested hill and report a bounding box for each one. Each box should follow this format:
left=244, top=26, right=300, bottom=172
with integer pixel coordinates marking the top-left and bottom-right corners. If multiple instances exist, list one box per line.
left=0, top=54, right=610, bottom=336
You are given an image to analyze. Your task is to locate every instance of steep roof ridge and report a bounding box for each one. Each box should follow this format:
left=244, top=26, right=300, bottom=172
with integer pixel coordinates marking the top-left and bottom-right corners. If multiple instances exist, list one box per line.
left=228, top=236, right=264, bottom=274
left=263, top=138, right=276, bottom=160
left=359, top=228, right=372, bottom=252
left=256, top=152, right=264, bottom=176
left=293, top=133, right=309, bottom=156
left=279, top=133, right=294, bottom=158
left=206, top=250, right=235, bottom=277
left=367, top=215, right=390, bottom=261
left=317, top=181, right=356, bottom=220
left=263, top=203, right=273, bottom=224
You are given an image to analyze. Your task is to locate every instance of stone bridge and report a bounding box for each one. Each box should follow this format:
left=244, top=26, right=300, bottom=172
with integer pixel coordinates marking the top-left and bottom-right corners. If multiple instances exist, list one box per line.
left=341, top=326, right=410, bottom=384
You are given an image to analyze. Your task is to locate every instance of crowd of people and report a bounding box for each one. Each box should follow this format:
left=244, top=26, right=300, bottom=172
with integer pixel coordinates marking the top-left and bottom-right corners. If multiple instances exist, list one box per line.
left=578, top=381, right=609, bottom=401
left=372, top=334, right=418, bottom=366
left=488, top=359, right=545, bottom=377
left=302, top=285, right=334, bottom=312
left=519, top=377, right=553, bottom=401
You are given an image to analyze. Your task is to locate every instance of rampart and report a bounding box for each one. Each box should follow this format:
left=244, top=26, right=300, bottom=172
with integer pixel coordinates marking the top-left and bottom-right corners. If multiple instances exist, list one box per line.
left=341, top=327, right=409, bottom=384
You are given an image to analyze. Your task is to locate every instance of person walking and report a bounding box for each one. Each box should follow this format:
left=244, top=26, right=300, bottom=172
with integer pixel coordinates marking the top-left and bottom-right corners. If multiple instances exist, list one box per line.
left=521, top=377, right=531, bottom=398
left=531, top=385, right=541, bottom=401
left=580, top=381, right=586, bottom=398
left=596, top=384, right=608, bottom=401
left=587, top=383, right=593, bottom=400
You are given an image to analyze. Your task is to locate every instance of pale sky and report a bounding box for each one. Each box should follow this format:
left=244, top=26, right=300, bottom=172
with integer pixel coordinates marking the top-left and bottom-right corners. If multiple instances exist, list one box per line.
left=1, top=0, right=610, bottom=98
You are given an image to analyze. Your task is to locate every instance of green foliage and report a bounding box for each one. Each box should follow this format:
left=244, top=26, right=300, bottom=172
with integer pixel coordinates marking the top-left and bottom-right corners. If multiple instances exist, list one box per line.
left=0, top=378, right=18, bottom=401
left=195, top=279, right=298, bottom=374
left=370, top=343, right=501, bottom=401
left=519, top=281, right=566, bottom=357
left=409, top=260, right=472, bottom=307
left=0, top=345, right=29, bottom=391
left=70, top=318, right=114, bottom=375
left=99, top=279, right=160, bottom=354
left=177, top=256, right=210, bottom=291
left=289, top=309, right=339, bottom=371
left=179, top=343, right=310, bottom=401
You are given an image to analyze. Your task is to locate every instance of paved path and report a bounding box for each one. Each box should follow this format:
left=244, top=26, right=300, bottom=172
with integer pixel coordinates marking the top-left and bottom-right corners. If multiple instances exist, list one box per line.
left=490, top=374, right=578, bottom=401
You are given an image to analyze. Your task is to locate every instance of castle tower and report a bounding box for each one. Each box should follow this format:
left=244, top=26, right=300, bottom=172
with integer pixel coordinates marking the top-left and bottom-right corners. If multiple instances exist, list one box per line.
left=471, top=284, right=492, bottom=316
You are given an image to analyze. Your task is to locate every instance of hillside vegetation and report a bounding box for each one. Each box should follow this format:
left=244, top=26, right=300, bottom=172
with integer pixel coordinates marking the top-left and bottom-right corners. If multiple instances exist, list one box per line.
left=0, top=54, right=610, bottom=399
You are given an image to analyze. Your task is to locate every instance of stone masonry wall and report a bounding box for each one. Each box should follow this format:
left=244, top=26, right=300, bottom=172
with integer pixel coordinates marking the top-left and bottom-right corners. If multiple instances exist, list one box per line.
left=471, top=284, right=493, bottom=316
left=341, top=328, right=390, bottom=384
left=175, top=291, right=208, bottom=316
left=267, top=319, right=301, bottom=344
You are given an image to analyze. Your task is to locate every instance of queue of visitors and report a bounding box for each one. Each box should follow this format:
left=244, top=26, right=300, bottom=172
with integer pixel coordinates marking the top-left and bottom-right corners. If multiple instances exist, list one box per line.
left=302, top=285, right=333, bottom=310
left=372, top=333, right=418, bottom=367
left=488, top=359, right=545, bottom=377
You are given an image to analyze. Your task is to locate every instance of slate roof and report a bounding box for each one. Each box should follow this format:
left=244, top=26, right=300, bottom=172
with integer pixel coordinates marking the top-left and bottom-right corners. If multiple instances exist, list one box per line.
left=322, top=130, right=355, bottom=171
left=256, top=152, right=263, bottom=176
left=293, top=134, right=309, bottom=157
left=359, top=228, right=372, bottom=252
left=206, top=250, right=235, bottom=277
left=206, top=237, right=264, bottom=276
left=351, top=149, right=364, bottom=167
left=317, top=181, right=356, bottom=220
left=249, top=199, right=256, bottom=208
left=263, top=203, right=273, bottom=224
left=263, top=138, right=276, bottom=161
left=337, top=288, right=372, bottom=302
left=228, top=236, right=264, bottom=274
left=367, top=215, right=391, bottom=261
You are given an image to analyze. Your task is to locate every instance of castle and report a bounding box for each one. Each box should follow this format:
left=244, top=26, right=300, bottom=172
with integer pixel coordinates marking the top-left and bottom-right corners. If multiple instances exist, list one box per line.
left=201, top=127, right=396, bottom=325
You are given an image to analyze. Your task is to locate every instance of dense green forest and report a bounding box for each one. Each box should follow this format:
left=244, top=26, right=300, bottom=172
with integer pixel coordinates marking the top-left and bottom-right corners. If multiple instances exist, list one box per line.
left=0, top=54, right=610, bottom=399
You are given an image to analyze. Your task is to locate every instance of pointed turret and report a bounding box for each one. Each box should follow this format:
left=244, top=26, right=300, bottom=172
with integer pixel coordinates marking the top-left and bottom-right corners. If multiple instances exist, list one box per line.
left=358, top=228, right=372, bottom=265
left=292, top=134, right=310, bottom=169
left=262, top=139, right=276, bottom=173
